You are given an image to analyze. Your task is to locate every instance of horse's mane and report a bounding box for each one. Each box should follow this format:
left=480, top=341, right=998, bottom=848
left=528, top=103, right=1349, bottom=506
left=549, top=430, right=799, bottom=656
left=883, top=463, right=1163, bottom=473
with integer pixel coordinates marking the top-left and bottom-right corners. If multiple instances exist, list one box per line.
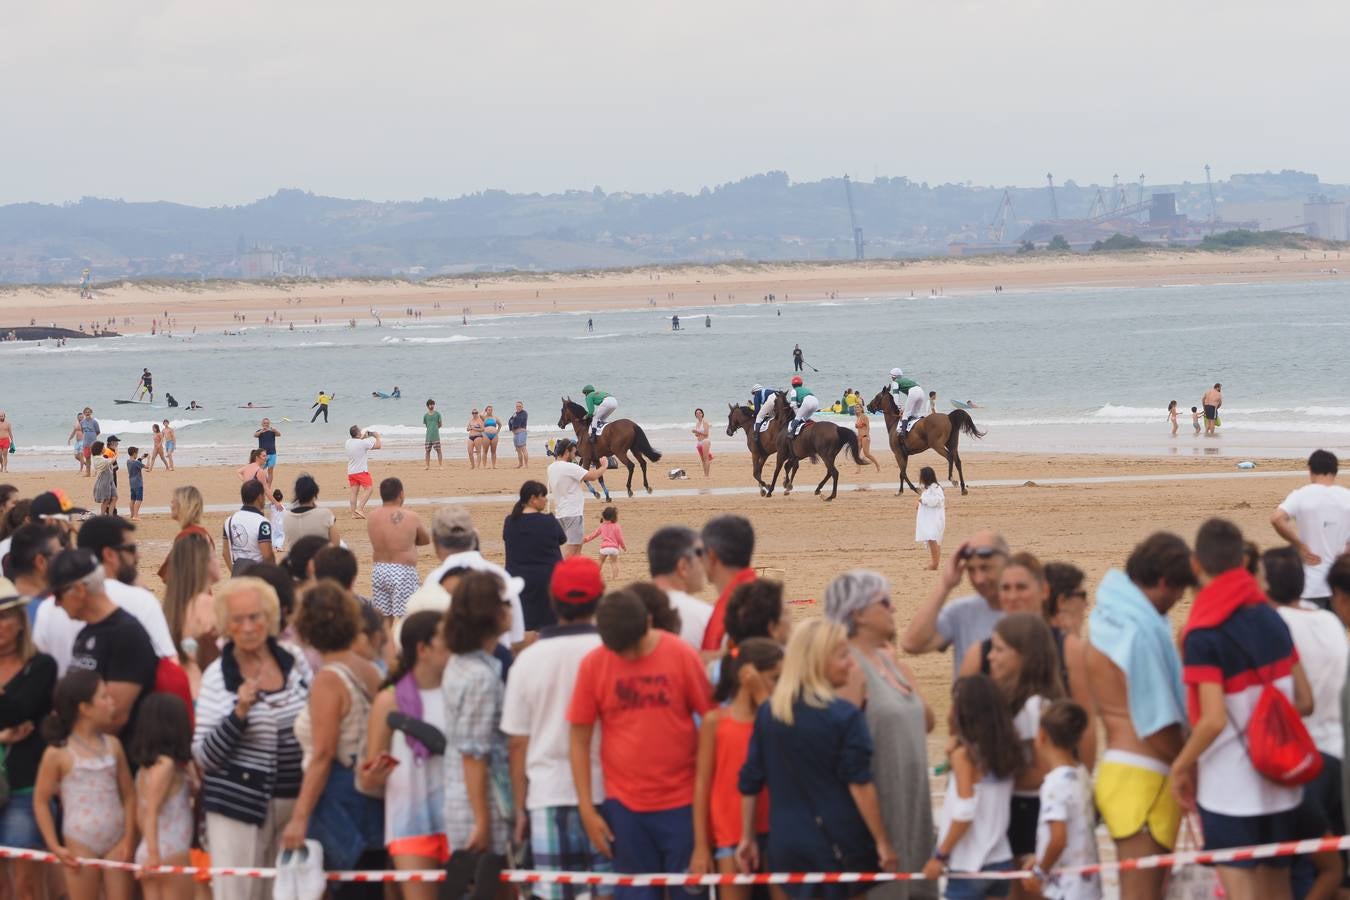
left=563, top=397, right=588, bottom=417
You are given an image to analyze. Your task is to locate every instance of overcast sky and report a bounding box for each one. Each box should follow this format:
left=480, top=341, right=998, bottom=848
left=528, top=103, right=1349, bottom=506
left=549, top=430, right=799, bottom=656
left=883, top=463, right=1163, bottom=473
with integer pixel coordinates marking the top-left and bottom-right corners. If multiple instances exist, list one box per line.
left=4, top=0, right=1347, bottom=207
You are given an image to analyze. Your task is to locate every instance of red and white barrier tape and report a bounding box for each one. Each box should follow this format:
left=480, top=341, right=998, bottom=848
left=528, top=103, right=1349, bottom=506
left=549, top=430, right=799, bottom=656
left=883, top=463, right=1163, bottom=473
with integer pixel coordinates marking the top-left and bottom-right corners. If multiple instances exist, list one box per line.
left=4, top=835, right=1349, bottom=884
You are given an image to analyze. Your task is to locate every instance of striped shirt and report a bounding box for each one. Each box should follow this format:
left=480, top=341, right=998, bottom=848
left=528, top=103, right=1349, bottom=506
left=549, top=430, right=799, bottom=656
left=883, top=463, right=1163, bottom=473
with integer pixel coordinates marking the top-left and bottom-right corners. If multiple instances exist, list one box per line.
left=192, top=638, right=311, bottom=825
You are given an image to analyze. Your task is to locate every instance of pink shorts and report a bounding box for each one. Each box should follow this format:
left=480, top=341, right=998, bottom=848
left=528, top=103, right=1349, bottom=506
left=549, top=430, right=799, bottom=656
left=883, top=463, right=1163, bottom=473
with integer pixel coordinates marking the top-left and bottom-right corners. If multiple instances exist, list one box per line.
left=348, top=472, right=373, bottom=488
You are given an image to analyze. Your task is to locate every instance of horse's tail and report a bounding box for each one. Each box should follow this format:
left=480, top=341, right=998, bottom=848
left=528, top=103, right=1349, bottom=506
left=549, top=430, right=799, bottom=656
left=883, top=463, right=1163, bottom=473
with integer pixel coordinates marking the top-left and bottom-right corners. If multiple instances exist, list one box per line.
left=632, top=425, right=663, bottom=463
left=947, top=409, right=986, bottom=447
left=839, top=426, right=865, bottom=465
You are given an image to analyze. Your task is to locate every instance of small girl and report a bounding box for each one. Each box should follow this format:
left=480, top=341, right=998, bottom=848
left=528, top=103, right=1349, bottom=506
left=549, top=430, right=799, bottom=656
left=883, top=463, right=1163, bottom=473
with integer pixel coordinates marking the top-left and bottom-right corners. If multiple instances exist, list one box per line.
left=129, top=694, right=196, bottom=900
left=583, top=506, right=626, bottom=579
left=691, top=638, right=785, bottom=900
left=90, top=440, right=117, bottom=515
left=916, top=466, right=946, bottom=570
left=269, top=488, right=288, bottom=553
left=923, top=674, right=1022, bottom=897
left=1191, top=405, right=1202, bottom=436
left=32, top=670, right=136, bottom=900
left=1166, top=400, right=1179, bottom=436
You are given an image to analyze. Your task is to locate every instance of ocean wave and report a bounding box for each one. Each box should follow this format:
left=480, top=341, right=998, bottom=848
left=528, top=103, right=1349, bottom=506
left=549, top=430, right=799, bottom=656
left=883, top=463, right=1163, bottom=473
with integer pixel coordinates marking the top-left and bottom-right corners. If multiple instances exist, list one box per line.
left=380, top=334, right=487, bottom=345
left=93, top=417, right=213, bottom=434
left=1088, top=403, right=1347, bottom=420
left=985, top=417, right=1350, bottom=435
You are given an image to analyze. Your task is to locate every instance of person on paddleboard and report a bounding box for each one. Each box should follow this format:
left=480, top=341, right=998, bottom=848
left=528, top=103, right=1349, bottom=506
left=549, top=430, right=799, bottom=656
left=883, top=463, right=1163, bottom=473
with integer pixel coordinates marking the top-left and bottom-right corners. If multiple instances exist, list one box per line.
left=786, top=375, right=818, bottom=437
left=137, top=368, right=154, bottom=402
left=582, top=385, right=617, bottom=439
left=751, top=383, right=777, bottom=433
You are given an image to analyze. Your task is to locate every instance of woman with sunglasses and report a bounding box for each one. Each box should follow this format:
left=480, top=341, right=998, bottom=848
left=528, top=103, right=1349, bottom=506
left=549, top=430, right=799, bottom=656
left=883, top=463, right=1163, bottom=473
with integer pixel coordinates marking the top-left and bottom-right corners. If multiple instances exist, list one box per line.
left=824, top=570, right=936, bottom=900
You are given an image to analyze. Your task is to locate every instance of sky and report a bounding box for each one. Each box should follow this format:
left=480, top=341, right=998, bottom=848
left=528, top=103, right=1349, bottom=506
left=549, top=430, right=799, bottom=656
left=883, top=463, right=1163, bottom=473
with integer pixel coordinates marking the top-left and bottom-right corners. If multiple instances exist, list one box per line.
left=4, top=0, right=1348, bottom=207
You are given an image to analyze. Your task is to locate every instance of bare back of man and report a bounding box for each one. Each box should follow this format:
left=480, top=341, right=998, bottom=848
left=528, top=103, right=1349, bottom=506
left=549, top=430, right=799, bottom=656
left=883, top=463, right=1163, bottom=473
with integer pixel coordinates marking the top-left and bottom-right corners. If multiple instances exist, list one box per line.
left=1085, top=646, right=1185, bottom=899
left=366, top=504, right=429, bottom=566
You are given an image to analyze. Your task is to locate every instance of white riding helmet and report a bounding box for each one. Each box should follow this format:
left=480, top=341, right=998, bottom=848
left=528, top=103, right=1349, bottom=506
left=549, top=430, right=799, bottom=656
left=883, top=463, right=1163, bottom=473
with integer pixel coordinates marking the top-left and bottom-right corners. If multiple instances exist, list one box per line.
left=752, top=383, right=763, bottom=392
left=890, top=367, right=903, bottom=378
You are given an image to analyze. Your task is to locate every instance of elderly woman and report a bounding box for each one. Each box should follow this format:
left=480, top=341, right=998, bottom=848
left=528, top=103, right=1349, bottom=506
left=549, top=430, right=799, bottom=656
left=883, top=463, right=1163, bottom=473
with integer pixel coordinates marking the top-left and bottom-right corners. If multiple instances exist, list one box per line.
left=737, top=618, right=897, bottom=898
left=192, top=577, right=311, bottom=900
left=0, top=582, right=58, bottom=900
left=824, top=571, right=935, bottom=899
left=283, top=581, right=385, bottom=888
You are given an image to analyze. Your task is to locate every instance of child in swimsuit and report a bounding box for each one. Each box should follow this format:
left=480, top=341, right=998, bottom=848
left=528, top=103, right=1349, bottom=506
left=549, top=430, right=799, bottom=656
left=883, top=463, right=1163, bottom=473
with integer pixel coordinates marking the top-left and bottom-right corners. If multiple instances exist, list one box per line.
left=33, top=671, right=135, bottom=900
left=130, top=694, right=197, bottom=900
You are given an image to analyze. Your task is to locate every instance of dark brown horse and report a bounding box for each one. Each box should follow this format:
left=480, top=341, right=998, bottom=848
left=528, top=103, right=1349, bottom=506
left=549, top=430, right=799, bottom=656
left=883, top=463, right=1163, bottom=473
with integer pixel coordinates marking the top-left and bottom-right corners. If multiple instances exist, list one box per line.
left=866, top=388, right=984, bottom=495
left=558, top=399, right=663, bottom=497
left=763, top=393, right=865, bottom=501
left=726, top=403, right=783, bottom=494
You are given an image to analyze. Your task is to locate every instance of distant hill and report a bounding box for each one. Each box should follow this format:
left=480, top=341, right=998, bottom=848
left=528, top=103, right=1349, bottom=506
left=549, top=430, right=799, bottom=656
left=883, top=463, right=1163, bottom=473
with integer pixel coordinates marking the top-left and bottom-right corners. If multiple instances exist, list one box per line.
left=2, top=169, right=1344, bottom=283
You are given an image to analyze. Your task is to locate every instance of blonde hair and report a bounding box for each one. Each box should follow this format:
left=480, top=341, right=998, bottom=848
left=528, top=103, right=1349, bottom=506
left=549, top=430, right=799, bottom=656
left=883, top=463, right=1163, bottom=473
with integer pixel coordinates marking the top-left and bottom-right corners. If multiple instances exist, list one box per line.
left=769, top=618, right=847, bottom=726
left=172, top=485, right=204, bottom=529
left=214, top=577, right=281, bottom=637
left=0, top=605, right=35, bottom=662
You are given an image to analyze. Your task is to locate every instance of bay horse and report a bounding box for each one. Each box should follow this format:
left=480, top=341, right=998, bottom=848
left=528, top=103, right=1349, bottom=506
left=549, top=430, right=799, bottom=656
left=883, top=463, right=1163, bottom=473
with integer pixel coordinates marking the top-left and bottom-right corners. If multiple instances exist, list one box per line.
left=558, top=398, right=663, bottom=497
left=763, top=393, right=865, bottom=501
left=726, top=403, right=783, bottom=494
left=866, top=388, right=985, bottom=495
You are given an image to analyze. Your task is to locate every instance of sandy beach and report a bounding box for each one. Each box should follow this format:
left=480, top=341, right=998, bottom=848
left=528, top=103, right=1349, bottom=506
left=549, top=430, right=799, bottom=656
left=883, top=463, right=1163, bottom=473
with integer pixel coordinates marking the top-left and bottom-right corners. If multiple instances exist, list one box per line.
left=1, top=249, right=1343, bottom=334
left=2, top=449, right=1308, bottom=712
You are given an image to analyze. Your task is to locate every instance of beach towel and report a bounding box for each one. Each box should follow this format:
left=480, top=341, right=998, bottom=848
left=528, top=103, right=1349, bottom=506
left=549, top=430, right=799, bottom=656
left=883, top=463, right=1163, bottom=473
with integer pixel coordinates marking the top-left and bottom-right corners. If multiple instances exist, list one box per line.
left=1089, top=569, right=1187, bottom=739
left=1180, top=567, right=1269, bottom=724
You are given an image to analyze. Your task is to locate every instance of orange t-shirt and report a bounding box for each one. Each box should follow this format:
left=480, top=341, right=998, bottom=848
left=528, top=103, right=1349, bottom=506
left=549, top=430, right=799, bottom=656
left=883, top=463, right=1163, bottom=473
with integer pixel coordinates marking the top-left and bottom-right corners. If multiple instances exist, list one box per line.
left=711, top=713, right=769, bottom=847
left=568, top=631, right=714, bottom=811
left=701, top=568, right=757, bottom=651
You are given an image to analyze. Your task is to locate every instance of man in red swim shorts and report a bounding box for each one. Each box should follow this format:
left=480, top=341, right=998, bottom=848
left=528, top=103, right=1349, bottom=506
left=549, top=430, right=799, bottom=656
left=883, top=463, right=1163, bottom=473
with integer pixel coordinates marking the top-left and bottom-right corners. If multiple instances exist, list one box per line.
left=345, top=425, right=382, bottom=519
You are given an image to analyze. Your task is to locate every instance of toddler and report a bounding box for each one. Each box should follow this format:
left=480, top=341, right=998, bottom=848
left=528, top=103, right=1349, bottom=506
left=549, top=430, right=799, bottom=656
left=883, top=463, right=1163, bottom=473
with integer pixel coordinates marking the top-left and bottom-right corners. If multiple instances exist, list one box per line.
left=583, top=505, right=626, bottom=579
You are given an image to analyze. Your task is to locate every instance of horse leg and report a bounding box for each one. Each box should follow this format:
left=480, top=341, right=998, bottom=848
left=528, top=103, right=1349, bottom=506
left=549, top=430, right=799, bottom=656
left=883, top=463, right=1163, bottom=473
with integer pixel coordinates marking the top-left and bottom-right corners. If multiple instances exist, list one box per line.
left=635, top=451, right=652, bottom=494
left=619, top=452, right=636, bottom=498
left=951, top=447, right=969, bottom=495
left=765, top=455, right=786, bottom=497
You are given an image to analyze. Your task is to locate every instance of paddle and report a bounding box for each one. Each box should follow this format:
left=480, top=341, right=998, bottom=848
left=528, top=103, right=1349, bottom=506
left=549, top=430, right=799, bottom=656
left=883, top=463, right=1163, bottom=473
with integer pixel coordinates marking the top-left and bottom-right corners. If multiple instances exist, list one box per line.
left=802, top=359, right=820, bottom=373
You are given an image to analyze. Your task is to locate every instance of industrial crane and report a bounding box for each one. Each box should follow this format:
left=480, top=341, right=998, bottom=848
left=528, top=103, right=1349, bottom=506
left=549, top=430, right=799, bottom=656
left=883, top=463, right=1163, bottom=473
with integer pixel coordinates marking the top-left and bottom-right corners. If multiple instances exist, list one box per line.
left=989, top=190, right=1015, bottom=242
left=1046, top=173, right=1059, bottom=220
left=843, top=175, right=864, bottom=260
left=1204, top=164, right=1217, bottom=232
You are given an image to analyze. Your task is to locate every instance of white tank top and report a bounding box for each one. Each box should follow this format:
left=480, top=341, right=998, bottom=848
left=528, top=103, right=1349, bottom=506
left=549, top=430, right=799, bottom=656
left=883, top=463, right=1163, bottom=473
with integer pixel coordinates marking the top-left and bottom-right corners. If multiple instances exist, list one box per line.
left=385, top=686, right=448, bottom=843
left=937, top=770, right=1014, bottom=873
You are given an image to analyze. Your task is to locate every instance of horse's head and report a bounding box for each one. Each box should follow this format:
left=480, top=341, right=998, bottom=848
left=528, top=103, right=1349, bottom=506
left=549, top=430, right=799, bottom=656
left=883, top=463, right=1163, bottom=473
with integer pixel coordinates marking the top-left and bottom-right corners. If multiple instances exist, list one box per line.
left=557, top=398, right=570, bottom=429
left=866, top=389, right=885, bottom=414
left=727, top=403, right=750, bottom=436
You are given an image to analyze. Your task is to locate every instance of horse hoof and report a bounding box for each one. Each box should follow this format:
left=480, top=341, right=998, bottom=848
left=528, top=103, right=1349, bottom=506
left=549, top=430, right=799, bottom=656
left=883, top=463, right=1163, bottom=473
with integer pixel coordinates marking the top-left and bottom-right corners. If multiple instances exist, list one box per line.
left=961, top=487, right=969, bottom=496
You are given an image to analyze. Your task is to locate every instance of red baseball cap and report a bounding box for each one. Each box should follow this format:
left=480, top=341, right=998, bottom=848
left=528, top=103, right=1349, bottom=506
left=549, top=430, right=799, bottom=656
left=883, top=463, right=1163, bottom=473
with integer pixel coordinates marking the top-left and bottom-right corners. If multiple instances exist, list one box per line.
left=550, top=556, right=604, bottom=605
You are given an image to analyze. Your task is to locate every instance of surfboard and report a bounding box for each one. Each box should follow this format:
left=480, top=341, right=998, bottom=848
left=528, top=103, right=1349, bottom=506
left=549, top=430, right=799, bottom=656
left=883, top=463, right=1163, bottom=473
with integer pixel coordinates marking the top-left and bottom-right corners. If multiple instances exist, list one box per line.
left=237, top=405, right=272, bottom=409
left=114, top=399, right=153, bottom=405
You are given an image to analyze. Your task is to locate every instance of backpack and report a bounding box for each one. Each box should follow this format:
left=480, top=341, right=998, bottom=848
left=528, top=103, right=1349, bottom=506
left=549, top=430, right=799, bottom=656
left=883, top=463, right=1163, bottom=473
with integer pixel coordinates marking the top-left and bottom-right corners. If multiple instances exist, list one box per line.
left=1222, top=630, right=1322, bottom=787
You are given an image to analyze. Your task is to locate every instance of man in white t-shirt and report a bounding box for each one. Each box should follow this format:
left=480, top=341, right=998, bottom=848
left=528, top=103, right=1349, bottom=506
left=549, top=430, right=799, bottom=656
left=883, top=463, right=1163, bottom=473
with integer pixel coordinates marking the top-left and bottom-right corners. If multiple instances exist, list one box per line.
left=500, top=556, right=609, bottom=896
left=647, top=525, right=713, bottom=649
left=1272, top=449, right=1350, bottom=607
left=33, top=515, right=177, bottom=674
left=546, top=439, right=603, bottom=557
left=344, top=425, right=382, bottom=519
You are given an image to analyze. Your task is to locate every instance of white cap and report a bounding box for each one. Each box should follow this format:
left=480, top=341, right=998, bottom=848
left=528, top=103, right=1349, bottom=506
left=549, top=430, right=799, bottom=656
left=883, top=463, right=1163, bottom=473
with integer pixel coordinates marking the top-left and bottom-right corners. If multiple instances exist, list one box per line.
left=752, top=383, right=763, bottom=392
left=890, top=367, right=902, bottom=378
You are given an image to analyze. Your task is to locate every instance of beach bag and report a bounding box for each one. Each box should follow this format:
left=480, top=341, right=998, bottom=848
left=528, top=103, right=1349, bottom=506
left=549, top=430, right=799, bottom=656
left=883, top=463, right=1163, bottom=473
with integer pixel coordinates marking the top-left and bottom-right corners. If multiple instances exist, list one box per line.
left=1221, top=631, right=1322, bottom=786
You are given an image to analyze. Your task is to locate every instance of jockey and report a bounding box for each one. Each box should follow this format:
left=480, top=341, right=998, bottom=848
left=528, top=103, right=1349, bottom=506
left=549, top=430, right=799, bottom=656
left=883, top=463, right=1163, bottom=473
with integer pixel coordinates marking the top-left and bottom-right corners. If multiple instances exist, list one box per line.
left=582, top=385, right=617, bottom=438
left=889, top=367, right=926, bottom=437
left=786, top=375, right=818, bottom=437
left=888, top=367, right=918, bottom=406
left=751, top=383, right=777, bottom=432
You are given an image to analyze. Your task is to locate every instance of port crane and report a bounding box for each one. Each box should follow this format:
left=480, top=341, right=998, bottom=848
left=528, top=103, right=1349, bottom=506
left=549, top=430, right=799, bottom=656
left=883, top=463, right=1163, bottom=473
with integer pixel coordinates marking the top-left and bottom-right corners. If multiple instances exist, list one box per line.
left=843, top=175, right=864, bottom=260
left=989, top=190, right=1015, bottom=242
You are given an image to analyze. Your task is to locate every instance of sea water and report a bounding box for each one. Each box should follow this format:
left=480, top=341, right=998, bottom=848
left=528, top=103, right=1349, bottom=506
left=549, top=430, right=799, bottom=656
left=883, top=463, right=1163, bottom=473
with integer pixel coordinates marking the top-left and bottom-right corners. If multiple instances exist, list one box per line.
left=2, top=278, right=1347, bottom=470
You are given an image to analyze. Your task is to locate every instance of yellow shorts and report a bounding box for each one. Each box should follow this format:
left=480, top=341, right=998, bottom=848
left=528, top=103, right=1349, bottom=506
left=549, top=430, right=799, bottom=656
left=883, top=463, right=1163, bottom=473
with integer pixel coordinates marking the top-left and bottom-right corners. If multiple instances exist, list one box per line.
left=1094, top=752, right=1182, bottom=851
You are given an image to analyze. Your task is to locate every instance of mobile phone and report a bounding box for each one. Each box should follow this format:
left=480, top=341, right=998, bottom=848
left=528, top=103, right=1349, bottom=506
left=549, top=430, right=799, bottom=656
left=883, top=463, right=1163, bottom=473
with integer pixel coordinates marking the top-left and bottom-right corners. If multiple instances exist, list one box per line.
left=378, top=752, right=400, bottom=768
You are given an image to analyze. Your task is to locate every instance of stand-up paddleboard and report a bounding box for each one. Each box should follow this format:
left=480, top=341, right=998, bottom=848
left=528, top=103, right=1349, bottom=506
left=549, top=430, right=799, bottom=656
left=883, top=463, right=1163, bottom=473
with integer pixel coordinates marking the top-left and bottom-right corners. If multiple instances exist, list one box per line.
left=114, top=399, right=154, bottom=405
left=951, top=400, right=979, bottom=410
left=237, top=405, right=272, bottom=409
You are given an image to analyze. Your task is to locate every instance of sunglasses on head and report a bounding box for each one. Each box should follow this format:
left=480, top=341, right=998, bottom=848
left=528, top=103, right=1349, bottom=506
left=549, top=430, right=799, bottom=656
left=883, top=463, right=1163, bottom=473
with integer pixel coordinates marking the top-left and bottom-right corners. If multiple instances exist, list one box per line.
left=959, top=546, right=1005, bottom=560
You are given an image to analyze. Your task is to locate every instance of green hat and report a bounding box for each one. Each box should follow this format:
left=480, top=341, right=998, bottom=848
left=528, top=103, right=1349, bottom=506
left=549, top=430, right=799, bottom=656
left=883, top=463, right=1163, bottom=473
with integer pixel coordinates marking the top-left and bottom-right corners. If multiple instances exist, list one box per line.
left=582, top=385, right=595, bottom=394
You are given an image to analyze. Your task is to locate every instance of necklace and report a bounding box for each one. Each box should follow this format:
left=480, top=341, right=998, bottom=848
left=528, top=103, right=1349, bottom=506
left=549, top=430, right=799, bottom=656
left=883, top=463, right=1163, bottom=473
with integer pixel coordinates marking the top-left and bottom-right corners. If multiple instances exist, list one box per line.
left=70, top=731, right=105, bottom=757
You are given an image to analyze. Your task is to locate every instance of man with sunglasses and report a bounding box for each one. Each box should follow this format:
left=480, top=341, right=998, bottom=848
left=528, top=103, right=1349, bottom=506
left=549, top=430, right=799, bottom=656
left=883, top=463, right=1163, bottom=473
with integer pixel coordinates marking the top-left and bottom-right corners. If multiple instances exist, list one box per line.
left=31, top=516, right=176, bottom=675
left=648, top=526, right=712, bottom=650
left=900, top=528, right=1009, bottom=681
left=46, top=548, right=159, bottom=744
left=6, top=521, right=67, bottom=624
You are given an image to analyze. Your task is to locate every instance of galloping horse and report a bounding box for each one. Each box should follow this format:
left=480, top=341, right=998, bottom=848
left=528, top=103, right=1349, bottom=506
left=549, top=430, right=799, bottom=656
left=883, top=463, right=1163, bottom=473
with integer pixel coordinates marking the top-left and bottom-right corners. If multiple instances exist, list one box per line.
left=558, top=398, right=663, bottom=497
left=726, top=403, right=783, bottom=493
left=866, top=388, right=984, bottom=495
left=763, top=393, right=864, bottom=501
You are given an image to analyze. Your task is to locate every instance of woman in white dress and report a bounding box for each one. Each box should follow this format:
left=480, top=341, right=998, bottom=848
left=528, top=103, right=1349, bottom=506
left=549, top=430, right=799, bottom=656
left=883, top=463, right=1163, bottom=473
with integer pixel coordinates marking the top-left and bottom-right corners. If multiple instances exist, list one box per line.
left=915, top=465, right=946, bottom=570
